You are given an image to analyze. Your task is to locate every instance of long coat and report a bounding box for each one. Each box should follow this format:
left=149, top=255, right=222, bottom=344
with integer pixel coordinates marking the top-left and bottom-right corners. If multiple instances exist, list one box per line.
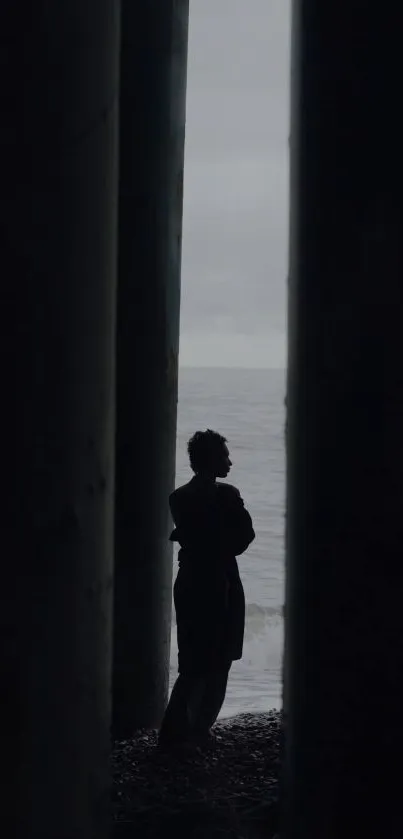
left=169, top=475, right=255, bottom=675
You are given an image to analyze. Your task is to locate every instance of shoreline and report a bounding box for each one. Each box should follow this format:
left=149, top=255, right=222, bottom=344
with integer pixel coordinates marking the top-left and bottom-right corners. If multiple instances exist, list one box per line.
left=112, top=710, right=282, bottom=837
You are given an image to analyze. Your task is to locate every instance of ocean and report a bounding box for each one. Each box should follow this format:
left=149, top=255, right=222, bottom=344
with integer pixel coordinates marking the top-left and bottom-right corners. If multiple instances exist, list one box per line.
left=169, top=366, right=286, bottom=717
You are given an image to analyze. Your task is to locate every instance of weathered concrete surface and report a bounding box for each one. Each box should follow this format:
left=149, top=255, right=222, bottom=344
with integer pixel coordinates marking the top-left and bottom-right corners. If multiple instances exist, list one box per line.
left=0, top=3, right=120, bottom=836
left=113, top=1, right=189, bottom=736
left=285, top=2, right=403, bottom=836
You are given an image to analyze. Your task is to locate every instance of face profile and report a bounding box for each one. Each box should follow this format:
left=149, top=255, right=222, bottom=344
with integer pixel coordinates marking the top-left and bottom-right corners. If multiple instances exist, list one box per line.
left=187, top=429, right=232, bottom=480
left=213, top=442, right=232, bottom=478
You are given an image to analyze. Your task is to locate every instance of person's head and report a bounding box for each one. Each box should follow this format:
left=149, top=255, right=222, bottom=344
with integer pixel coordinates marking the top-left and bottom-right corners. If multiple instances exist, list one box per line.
left=187, top=429, right=232, bottom=479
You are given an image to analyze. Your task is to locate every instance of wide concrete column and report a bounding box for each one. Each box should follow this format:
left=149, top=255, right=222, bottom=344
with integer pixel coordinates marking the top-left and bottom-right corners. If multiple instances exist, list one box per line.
left=284, top=2, right=402, bottom=836
left=113, top=1, right=189, bottom=736
left=0, top=4, right=120, bottom=837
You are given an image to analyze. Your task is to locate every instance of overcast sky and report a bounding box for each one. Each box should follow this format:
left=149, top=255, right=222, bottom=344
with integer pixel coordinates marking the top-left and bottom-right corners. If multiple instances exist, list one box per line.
left=179, top=0, right=290, bottom=369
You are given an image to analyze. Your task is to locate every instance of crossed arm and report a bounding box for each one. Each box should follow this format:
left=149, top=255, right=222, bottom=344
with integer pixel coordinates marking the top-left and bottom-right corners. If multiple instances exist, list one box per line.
left=219, top=486, right=255, bottom=556
left=170, top=485, right=255, bottom=557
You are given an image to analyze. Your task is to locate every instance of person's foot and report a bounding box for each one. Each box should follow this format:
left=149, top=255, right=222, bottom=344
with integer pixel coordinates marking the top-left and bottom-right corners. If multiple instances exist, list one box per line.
left=191, top=728, right=216, bottom=747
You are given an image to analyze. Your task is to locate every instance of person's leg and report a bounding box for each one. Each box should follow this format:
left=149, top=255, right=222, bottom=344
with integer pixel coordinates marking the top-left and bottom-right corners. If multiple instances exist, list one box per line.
left=158, top=671, right=205, bottom=746
left=193, top=663, right=231, bottom=735
left=158, top=674, right=192, bottom=744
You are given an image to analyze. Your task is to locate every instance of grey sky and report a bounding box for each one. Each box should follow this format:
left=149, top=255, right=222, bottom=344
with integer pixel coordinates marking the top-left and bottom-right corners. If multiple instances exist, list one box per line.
left=179, top=0, right=291, bottom=369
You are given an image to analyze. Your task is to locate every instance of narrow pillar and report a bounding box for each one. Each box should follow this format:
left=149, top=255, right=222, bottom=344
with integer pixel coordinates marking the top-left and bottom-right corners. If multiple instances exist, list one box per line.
left=284, top=2, right=402, bottom=836
left=113, top=1, right=189, bottom=736
left=0, top=3, right=120, bottom=836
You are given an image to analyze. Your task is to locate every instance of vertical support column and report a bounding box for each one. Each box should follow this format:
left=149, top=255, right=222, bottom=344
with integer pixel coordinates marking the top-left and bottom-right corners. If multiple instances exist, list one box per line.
left=113, top=1, right=189, bottom=736
left=0, top=3, right=120, bottom=837
left=284, top=1, right=402, bottom=836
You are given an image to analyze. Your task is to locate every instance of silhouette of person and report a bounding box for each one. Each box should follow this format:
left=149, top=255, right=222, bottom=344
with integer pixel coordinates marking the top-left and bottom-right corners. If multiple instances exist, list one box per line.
left=158, top=429, right=255, bottom=749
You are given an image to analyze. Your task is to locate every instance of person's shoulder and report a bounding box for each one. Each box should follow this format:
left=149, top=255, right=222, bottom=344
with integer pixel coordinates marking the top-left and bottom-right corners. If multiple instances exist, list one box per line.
left=217, top=482, right=241, bottom=497
left=169, top=480, right=194, bottom=504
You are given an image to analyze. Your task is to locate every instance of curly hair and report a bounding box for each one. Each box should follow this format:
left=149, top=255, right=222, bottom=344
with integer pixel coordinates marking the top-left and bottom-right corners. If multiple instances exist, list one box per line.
left=187, top=429, right=227, bottom=473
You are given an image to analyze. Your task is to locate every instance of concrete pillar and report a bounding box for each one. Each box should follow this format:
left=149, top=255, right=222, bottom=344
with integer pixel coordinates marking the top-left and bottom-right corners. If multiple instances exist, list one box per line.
left=0, top=3, right=120, bottom=837
left=113, top=1, right=189, bottom=736
left=284, top=2, right=402, bottom=836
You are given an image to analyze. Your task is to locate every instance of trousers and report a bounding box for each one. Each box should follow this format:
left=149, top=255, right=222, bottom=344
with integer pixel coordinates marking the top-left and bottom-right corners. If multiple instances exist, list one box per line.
left=158, top=664, right=231, bottom=745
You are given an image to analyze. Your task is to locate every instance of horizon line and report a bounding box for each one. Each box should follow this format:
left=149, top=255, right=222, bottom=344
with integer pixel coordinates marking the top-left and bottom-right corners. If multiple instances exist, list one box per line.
left=179, top=364, right=286, bottom=372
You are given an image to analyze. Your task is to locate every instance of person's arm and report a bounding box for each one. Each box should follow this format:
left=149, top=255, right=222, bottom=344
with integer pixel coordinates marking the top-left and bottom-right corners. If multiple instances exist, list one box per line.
left=230, top=499, right=255, bottom=555
left=169, top=493, right=187, bottom=545
left=218, top=486, right=255, bottom=556
left=169, top=492, right=179, bottom=525
left=169, top=491, right=217, bottom=551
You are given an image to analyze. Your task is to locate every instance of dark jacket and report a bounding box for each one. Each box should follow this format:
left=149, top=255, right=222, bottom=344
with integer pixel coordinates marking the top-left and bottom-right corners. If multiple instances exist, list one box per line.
left=169, top=475, right=255, bottom=674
